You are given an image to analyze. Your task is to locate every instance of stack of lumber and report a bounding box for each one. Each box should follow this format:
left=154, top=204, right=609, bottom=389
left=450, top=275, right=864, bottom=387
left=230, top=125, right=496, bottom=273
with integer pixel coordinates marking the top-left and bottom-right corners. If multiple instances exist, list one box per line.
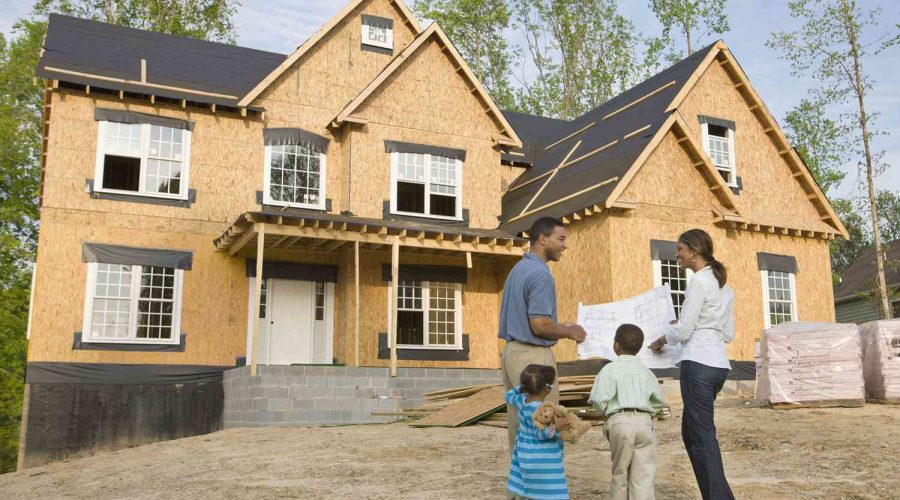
left=374, top=375, right=670, bottom=427
left=757, top=322, right=865, bottom=409
left=859, top=319, right=900, bottom=402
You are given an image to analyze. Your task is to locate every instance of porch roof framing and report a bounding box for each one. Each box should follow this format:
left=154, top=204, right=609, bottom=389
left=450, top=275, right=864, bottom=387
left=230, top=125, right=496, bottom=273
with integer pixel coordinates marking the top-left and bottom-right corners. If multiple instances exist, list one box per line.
left=215, top=212, right=528, bottom=257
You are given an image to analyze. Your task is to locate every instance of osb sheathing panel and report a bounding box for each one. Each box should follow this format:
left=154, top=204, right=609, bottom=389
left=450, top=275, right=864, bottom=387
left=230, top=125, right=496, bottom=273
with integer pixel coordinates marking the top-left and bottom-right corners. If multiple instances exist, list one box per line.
left=28, top=208, right=248, bottom=365
left=677, top=60, right=835, bottom=233
left=44, top=90, right=269, bottom=225
left=353, top=249, right=510, bottom=369
left=345, top=41, right=507, bottom=228
left=254, top=0, right=419, bottom=123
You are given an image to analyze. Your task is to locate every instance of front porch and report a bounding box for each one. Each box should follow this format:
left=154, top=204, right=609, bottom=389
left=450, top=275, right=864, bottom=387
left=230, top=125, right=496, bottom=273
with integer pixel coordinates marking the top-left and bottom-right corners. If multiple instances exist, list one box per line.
left=214, top=211, right=529, bottom=375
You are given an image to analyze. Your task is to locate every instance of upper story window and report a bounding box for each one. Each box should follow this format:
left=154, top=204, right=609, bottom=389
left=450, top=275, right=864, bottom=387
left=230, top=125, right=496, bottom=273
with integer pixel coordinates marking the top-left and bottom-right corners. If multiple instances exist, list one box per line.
left=699, top=116, right=737, bottom=188
left=94, top=110, right=193, bottom=200
left=387, top=141, right=465, bottom=221
left=361, top=15, right=393, bottom=52
left=263, top=128, right=330, bottom=211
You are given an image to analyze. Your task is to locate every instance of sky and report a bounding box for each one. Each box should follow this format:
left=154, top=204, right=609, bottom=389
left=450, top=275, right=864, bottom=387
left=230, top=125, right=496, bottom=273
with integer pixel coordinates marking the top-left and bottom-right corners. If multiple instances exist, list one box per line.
left=2, top=0, right=898, bottom=200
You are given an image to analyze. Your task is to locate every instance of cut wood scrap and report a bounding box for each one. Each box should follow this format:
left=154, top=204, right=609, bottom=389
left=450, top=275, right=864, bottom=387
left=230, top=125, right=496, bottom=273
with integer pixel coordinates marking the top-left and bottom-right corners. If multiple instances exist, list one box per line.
left=477, top=421, right=508, bottom=428
left=411, top=386, right=506, bottom=428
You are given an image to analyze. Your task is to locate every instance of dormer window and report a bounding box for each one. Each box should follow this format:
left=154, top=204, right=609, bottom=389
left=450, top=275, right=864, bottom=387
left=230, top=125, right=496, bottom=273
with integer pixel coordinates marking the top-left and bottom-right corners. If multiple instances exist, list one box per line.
left=699, top=116, right=737, bottom=188
left=361, top=15, right=393, bottom=53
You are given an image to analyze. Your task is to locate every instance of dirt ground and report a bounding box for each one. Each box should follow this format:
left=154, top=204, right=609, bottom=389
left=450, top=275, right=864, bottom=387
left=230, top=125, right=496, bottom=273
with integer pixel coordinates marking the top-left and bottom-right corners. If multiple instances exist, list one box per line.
left=1, top=399, right=898, bottom=499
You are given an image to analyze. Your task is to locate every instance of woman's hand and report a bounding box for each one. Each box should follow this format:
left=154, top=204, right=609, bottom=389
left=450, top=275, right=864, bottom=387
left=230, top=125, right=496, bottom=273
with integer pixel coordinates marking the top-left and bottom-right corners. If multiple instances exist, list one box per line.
left=649, top=336, right=667, bottom=352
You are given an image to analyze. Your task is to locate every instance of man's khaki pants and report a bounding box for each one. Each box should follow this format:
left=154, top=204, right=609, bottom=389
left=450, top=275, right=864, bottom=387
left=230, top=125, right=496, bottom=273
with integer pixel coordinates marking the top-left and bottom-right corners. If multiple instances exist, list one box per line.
left=604, top=411, right=658, bottom=500
left=500, top=340, right=559, bottom=456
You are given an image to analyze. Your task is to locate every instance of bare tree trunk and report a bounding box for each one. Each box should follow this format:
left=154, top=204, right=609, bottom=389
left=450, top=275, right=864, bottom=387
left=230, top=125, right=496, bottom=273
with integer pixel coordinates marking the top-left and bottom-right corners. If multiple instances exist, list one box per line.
left=844, top=0, right=891, bottom=319
left=684, top=18, right=692, bottom=54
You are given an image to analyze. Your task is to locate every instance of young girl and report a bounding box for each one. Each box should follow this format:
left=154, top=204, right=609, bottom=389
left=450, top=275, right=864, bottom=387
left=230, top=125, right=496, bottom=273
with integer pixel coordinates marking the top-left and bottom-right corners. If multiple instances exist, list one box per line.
left=506, top=364, right=570, bottom=500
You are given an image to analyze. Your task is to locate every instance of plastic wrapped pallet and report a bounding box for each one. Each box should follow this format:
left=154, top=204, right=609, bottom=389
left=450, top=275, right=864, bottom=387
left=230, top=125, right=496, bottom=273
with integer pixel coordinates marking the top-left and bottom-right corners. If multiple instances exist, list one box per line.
left=757, top=322, right=864, bottom=406
left=859, top=319, right=900, bottom=401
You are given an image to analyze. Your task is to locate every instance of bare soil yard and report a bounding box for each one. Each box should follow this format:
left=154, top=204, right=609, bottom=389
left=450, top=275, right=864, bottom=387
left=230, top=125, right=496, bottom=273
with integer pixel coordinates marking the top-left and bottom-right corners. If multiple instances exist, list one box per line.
left=1, top=400, right=897, bottom=499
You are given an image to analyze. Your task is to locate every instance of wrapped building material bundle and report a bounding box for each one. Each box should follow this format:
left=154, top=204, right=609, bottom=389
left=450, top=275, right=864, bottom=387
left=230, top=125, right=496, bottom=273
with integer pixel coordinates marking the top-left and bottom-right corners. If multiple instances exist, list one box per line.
left=859, top=319, right=900, bottom=401
left=757, top=322, right=864, bottom=407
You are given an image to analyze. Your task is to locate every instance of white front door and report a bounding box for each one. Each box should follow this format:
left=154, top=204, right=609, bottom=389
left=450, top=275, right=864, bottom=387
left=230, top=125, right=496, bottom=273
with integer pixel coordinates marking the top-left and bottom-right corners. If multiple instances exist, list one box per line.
left=248, top=278, right=334, bottom=365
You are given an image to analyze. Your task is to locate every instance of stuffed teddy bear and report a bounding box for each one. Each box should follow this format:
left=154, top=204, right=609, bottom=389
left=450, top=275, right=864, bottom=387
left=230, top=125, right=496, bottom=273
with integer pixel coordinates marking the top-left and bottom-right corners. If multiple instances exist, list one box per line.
left=532, top=401, right=592, bottom=444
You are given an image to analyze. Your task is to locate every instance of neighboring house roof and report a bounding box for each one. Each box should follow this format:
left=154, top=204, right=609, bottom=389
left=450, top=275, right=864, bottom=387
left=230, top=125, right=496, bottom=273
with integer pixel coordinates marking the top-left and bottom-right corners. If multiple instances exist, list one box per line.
left=36, top=14, right=286, bottom=108
left=238, top=0, right=423, bottom=108
left=498, top=41, right=849, bottom=238
left=331, top=23, right=522, bottom=148
left=834, top=239, right=900, bottom=302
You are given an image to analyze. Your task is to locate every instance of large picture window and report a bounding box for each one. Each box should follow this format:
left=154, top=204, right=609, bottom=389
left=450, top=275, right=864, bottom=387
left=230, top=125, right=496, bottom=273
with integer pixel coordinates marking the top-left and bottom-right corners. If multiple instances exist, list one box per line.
left=390, top=280, right=462, bottom=348
left=83, top=262, right=183, bottom=344
left=95, top=121, right=191, bottom=199
left=264, top=144, right=327, bottom=209
left=391, top=152, right=462, bottom=220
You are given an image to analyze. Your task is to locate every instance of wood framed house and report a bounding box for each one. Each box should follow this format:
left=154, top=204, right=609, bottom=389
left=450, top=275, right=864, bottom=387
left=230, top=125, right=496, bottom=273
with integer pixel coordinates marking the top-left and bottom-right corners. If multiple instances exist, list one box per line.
left=22, top=0, right=845, bottom=467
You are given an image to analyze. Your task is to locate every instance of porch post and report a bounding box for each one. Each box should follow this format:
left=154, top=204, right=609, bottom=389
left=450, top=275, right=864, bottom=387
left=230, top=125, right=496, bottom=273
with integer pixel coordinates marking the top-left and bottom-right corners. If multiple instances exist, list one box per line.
left=354, top=240, right=361, bottom=367
left=250, top=223, right=265, bottom=376
left=390, top=238, right=399, bottom=377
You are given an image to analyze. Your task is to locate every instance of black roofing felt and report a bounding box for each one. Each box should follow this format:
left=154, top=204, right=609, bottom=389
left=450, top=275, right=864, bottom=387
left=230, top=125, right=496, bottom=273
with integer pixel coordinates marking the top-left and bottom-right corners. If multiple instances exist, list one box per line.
left=499, top=43, right=718, bottom=234
left=37, top=14, right=286, bottom=106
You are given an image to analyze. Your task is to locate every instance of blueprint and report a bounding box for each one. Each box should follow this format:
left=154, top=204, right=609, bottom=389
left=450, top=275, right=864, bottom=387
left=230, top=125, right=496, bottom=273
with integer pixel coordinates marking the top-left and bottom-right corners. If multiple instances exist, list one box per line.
left=576, top=285, right=682, bottom=369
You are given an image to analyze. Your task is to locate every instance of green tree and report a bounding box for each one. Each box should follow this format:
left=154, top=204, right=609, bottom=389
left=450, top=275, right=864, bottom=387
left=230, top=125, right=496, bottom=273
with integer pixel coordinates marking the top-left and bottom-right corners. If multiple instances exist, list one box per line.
left=783, top=98, right=847, bottom=195
left=33, top=0, right=239, bottom=42
left=414, top=0, right=517, bottom=109
left=875, top=189, right=899, bottom=243
left=0, top=0, right=239, bottom=473
left=649, top=0, right=729, bottom=61
left=769, top=0, right=895, bottom=319
left=512, top=0, right=662, bottom=119
left=830, top=197, right=869, bottom=281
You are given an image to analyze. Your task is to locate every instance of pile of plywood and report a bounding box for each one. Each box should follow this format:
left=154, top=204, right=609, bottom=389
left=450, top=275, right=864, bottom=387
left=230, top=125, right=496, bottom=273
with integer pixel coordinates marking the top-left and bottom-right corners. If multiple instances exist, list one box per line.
left=374, top=375, right=670, bottom=427
left=757, top=322, right=865, bottom=408
left=859, top=319, right=900, bottom=402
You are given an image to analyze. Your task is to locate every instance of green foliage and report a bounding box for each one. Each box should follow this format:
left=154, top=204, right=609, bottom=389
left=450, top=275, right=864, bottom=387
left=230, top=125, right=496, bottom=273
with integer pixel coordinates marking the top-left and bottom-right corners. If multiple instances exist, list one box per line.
left=831, top=191, right=900, bottom=283
left=783, top=98, right=847, bottom=195
left=414, top=0, right=517, bottom=109
left=512, top=0, right=662, bottom=119
left=649, top=0, right=729, bottom=60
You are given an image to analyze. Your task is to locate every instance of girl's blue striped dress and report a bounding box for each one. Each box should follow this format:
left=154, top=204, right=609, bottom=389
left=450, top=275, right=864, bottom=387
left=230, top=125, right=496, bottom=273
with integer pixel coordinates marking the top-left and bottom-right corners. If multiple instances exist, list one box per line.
left=505, top=386, right=569, bottom=500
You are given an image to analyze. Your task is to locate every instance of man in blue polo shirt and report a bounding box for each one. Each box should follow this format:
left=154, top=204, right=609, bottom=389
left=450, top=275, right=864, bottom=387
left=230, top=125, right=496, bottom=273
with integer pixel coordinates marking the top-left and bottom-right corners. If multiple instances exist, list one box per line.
left=498, top=216, right=587, bottom=455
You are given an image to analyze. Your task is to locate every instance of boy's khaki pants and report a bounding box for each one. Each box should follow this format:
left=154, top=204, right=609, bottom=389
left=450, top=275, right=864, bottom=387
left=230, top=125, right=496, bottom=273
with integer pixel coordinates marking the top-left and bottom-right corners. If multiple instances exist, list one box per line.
left=604, top=411, right=658, bottom=500
left=500, top=340, right=559, bottom=456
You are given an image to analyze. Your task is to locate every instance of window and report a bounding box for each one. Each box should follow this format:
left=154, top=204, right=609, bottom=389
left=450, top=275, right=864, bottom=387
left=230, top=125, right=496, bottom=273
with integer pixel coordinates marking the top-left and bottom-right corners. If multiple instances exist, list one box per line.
left=761, top=270, right=797, bottom=328
left=83, top=262, right=183, bottom=343
left=361, top=16, right=393, bottom=50
left=390, top=280, right=462, bottom=348
left=391, top=152, right=462, bottom=220
left=701, top=122, right=737, bottom=187
left=652, top=259, right=693, bottom=318
left=891, top=299, right=900, bottom=319
left=264, top=144, right=327, bottom=209
left=315, top=281, right=326, bottom=321
left=95, top=121, right=191, bottom=199
left=259, top=278, right=268, bottom=318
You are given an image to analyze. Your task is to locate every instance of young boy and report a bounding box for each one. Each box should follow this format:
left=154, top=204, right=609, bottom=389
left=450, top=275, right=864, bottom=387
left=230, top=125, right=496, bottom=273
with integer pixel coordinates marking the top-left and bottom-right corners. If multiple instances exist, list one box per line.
left=588, top=324, right=665, bottom=500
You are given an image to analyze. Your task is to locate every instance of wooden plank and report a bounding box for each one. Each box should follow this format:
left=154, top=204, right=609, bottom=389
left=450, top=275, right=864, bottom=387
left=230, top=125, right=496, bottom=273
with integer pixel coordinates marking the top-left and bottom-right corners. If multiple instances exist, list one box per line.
left=354, top=241, right=360, bottom=368
left=250, top=224, right=265, bottom=376
left=411, top=386, right=507, bottom=427
left=770, top=399, right=865, bottom=410
left=390, top=239, right=399, bottom=377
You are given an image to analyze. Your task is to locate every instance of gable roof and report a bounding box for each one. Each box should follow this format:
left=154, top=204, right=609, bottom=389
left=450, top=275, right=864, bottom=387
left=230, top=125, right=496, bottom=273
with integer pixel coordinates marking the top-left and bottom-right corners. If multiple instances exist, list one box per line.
left=37, top=14, right=286, bottom=108
left=499, top=43, right=725, bottom=234
left=834, top=240, right=900, bottom=301
left=331, top=23, right=523, bottom=148
left=237, top=0, right=423, bottom=108
left=499, top=41, right=848, bottom=239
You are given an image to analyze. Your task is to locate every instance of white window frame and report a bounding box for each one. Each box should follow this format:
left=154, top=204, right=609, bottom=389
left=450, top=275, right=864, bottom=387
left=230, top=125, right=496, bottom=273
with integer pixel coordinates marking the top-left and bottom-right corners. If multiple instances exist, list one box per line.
left=760, top=270, right=799, bottom=329
left=263, top=145, right=328, bottom=210
left=81, top=262, right=184, bottom=345
left=652, top=258, right=693, bottom=318
left=94, top=121, right=192, bottom=200
left=386, top=281, right=463, bottom=350
left=362, top=23, right=393, bottom=50
left=389, top=152, right=464, bottom=221
left=701, top=122, right=738, bottom=188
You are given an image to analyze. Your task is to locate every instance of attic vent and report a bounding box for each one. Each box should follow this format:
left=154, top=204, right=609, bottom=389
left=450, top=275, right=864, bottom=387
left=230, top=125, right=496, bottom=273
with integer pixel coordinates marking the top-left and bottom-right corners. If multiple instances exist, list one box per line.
left=361, top=14, right=393, bottom=54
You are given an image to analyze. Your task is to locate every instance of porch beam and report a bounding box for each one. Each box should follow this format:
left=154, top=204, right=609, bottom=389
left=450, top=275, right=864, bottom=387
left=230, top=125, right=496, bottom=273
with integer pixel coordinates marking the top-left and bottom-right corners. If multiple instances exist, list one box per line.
left=250, top=223, right=266, bottom=376
left=228, top=227, right=258, bottom=256
left=354, top=241, right=361, bottom=368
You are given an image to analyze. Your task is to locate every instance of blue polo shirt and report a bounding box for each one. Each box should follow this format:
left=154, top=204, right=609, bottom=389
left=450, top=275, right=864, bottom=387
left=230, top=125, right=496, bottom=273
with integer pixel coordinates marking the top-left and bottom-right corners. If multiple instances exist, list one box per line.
left=497, top=252, right=558, bottom=347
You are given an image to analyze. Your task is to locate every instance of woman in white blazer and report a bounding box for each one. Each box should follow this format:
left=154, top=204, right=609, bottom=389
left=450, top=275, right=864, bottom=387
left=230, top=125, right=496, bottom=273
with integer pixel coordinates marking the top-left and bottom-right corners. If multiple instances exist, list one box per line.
left=650, top=229, right=735, bottom=500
